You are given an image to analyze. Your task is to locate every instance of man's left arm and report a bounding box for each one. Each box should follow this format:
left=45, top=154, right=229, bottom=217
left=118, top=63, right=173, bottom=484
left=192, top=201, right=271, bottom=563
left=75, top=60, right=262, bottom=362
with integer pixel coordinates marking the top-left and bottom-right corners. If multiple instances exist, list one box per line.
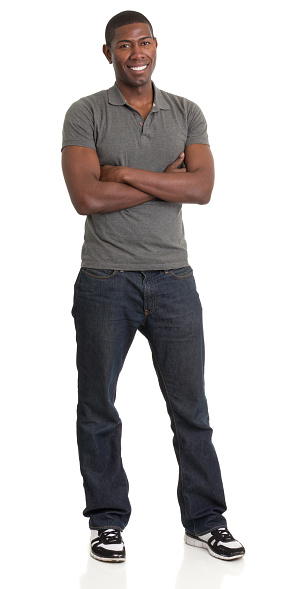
left=100, top=144, right=214, bottom=205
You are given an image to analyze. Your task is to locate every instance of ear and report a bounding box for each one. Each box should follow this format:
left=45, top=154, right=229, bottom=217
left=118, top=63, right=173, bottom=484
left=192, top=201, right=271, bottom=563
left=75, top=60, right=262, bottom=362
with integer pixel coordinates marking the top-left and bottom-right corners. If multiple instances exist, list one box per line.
left=154, top=37, right=158, bottom=49
left=102, top=44, right=112, bottom=64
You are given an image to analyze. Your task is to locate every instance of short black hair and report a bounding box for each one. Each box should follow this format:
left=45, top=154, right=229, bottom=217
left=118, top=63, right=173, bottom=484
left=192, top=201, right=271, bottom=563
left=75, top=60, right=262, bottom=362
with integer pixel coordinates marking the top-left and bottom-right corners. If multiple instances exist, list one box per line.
left=105, top=10, right=154, bottom=47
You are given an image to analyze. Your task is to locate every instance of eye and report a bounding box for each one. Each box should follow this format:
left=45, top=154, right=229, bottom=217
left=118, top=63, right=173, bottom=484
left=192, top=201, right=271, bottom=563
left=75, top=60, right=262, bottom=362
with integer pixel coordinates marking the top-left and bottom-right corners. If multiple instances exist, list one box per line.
left=142, top=41, right=150, bottom=46
left=119, top=43, right=131, bottom=49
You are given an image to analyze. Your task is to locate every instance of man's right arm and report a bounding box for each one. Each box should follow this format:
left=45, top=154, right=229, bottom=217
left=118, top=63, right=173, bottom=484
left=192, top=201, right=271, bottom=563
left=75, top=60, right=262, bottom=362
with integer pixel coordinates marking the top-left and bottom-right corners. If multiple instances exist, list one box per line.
left=61, top=145, right=155, bottom=215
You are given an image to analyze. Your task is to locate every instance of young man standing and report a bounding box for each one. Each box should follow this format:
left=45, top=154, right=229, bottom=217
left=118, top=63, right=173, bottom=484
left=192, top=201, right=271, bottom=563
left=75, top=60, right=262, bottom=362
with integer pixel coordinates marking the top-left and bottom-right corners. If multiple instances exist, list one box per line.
left=62, top=11, right=245, bottom=563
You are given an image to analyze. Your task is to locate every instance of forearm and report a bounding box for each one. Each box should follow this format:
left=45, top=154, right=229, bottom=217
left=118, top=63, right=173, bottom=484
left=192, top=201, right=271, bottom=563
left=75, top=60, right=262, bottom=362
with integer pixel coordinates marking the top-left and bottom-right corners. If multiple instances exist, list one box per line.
left=61, top=146, right=155, bottom=215
left=75, top=179, right=155, bottom=215
left=122, top=168, right=212, bottom=205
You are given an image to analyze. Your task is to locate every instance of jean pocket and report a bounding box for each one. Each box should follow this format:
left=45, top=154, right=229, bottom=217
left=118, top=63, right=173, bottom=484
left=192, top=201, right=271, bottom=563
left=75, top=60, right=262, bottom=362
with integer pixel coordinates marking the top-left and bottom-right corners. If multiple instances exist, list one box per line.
left=81, top=268, right=118, bottom=280
left=167, top=265, right=193, bottom=279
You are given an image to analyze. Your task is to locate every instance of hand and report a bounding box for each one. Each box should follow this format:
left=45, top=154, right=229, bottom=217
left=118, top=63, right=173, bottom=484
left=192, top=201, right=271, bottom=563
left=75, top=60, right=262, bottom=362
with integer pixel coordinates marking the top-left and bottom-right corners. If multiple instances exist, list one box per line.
left=100, top=165, right=124, bottom=183
left=164, top=153, right=186, bottom=174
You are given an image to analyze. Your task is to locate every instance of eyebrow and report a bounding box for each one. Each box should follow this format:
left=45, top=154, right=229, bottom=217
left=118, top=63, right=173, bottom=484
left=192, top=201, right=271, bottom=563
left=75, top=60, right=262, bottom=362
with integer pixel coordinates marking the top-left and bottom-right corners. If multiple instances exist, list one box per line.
left=115, top=36, right=152, bottom=45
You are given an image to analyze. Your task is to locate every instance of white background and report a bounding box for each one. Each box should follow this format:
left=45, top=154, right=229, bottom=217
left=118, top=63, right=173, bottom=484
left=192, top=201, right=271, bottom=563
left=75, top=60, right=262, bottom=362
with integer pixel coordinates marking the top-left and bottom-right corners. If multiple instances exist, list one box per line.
left=1, top=1, right=293, bottom=587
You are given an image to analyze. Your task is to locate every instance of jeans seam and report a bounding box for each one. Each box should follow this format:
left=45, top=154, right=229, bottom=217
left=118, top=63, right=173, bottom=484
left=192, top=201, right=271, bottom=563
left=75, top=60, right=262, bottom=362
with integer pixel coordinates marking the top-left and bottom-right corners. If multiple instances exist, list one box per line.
left=149, top=271, right=156, bottom=314
left=90, top=526, right=124, bottom=531
left=149, top=344, right=188, bottom=522
left=143, top=272, right=157, bottom=318
left=186, top=525, right=225, bottom=537
left=81, top=269, right=118, bottom=280
left=72, top=271, right=82, bottom=321
left=168, top=268, right=193, bottom=280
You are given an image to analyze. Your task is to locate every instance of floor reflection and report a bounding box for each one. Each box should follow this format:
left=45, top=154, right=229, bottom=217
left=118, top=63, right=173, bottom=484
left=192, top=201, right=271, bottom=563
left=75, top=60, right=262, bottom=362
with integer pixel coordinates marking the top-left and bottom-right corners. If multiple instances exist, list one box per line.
left=80, top=556, right=127, bottom=589
left=78, top=541, right=245, bottom=589
left=175, top=544, right=245, bottom=589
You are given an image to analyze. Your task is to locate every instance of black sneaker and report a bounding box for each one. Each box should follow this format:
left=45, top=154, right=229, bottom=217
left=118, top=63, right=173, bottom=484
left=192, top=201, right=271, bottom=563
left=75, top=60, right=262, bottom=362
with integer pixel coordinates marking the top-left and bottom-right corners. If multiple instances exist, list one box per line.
left=184, top=527, right=245, bottom=560
left=90, top=528, right=126, bottom=562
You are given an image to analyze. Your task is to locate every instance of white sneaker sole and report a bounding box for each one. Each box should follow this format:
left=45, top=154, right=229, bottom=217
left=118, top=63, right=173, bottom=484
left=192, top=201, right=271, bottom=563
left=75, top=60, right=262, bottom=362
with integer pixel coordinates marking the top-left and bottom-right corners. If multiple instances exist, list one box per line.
left=184, top=533, right=244, bottom=561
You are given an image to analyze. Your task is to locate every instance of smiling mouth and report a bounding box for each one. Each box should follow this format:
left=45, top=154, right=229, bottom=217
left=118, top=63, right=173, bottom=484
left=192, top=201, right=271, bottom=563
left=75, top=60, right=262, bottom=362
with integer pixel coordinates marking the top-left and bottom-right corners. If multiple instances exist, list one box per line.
left=128, top=64, right=149, bottom=71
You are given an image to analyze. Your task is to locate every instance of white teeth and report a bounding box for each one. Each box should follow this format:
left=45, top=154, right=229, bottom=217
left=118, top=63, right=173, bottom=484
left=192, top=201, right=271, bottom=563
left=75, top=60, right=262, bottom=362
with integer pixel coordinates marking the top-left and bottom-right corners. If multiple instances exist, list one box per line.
left=130, top=65, right=148, bottom=71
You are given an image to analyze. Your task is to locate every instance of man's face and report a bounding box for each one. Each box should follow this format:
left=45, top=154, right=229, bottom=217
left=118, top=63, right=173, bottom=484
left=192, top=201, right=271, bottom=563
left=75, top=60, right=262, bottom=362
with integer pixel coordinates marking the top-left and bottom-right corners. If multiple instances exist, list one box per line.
left=103, top=22, right=157, bottom=89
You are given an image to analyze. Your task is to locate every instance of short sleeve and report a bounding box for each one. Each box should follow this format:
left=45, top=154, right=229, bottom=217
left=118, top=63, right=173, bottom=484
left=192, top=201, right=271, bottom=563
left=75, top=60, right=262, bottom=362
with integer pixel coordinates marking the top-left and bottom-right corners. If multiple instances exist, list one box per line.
left=186, top=101, right=209, bottom=147
left=62, top=99, right=96, bottom=151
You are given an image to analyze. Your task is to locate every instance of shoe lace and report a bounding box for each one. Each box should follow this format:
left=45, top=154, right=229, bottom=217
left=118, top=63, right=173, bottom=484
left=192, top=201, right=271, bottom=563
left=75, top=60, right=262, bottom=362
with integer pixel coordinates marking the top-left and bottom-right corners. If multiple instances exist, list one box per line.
left=100, top=529, right=121, bottom=544
left=214, top=527, right=234, bottom=542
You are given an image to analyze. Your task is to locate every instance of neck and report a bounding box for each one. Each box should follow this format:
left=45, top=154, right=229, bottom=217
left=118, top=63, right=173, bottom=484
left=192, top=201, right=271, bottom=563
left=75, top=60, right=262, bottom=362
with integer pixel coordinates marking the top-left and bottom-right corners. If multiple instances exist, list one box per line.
left=115, top=80, right=154, bottom=107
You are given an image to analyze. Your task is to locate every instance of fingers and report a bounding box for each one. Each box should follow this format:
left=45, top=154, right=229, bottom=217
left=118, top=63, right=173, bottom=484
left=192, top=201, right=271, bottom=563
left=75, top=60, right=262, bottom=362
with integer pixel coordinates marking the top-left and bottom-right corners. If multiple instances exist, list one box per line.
left=172, top=153, right=185, bottom=169
left=164, top=153, right=186, bottom=173
left=170, top=153, right=185, bottom=168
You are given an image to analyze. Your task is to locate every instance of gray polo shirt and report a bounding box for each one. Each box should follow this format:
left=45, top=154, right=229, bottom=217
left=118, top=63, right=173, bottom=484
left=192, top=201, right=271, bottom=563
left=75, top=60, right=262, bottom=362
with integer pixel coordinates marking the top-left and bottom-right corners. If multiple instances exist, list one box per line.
left=62, top=83, right=209, bottom=270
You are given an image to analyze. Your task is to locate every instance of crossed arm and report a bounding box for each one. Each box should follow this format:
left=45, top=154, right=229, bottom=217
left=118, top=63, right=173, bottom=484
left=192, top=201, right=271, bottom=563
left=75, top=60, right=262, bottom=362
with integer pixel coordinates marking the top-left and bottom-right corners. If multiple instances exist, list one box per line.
left=61, top=143, right=214, bottom=215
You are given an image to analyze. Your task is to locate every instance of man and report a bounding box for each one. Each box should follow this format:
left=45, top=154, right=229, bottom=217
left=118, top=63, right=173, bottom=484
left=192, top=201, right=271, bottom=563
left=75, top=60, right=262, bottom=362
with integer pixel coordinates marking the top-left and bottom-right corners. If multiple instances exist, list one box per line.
left=62, top=10, right=245, bottom=563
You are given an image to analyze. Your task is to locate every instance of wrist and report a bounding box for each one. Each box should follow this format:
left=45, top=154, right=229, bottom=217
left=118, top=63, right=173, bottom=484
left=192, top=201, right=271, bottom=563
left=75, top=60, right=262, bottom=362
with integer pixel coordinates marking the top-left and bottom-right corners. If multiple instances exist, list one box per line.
left=120, top=166, right=129, bottom=184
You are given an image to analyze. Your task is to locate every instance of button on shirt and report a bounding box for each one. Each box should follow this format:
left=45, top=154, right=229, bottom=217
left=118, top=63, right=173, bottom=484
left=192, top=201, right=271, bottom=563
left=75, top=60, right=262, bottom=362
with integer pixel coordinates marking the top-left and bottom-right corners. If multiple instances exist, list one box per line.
left=62, top=83, right=209, bottom=270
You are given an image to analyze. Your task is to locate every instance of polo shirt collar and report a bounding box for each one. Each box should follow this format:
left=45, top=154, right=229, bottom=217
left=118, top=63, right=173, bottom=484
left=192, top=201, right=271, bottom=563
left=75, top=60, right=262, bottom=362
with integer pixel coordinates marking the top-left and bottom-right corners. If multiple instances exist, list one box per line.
left=153, top=84, right=170, bottom=111
left=108, top=84, right=126, bottom=105
left=108, top=82, right=170, bottom=111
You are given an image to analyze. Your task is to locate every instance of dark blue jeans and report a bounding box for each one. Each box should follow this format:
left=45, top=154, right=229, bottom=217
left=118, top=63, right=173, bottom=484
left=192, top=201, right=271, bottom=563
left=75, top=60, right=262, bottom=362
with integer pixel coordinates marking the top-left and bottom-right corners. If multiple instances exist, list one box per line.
left=72, top=266, right=227, bottom=535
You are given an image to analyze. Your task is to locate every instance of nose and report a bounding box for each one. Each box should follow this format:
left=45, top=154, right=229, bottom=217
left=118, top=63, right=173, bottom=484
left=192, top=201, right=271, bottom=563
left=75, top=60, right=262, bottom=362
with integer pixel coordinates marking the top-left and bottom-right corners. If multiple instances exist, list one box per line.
left=129, top=43, right=146, bottom=60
